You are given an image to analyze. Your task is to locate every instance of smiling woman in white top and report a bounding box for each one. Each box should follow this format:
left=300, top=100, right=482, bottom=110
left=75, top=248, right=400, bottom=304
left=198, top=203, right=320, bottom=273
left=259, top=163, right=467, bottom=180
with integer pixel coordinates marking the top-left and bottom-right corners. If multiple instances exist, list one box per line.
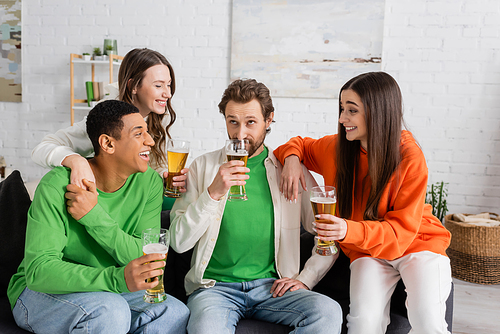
left=32, top=48, right=187, bottom=209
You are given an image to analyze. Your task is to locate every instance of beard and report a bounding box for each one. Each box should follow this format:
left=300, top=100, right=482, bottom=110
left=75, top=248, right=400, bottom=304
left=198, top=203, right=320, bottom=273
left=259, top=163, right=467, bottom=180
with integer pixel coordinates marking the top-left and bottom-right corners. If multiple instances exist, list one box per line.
left=247, top=131, right=267, bottom=158
left=228, top=130, right=267, bottom=158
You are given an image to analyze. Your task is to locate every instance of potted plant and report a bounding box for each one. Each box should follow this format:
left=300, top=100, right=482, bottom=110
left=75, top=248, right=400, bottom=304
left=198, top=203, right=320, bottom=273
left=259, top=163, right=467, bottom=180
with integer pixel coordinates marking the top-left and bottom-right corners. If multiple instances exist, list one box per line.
left=93, top=47, right=103, bottom=61
left=105, top=44, right=114, bottom=56
left=82, top=53, right=91, bottom=61
left=425, top=181, right=448, bottom=223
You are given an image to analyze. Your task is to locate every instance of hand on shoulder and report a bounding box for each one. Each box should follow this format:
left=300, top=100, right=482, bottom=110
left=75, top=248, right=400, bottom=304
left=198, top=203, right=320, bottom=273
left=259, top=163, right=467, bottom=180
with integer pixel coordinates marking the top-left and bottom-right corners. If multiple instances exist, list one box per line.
left=65, top=179, right=98, bottom=220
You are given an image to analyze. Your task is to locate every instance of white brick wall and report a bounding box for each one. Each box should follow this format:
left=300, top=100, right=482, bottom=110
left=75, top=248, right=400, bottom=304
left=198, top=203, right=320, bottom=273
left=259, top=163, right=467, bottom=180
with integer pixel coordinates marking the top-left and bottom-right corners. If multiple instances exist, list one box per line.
left=1, top=0, right=499, bottom=214
left=383, top=0, right=500, bottom=214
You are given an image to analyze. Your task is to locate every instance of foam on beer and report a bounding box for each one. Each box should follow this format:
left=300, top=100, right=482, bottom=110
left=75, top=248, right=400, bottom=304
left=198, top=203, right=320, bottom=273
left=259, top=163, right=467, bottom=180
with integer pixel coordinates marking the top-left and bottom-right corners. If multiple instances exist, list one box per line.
left=169, top=148, right=189, bottom=154
left=143, top=243, right=168, bottom=255
left=229, top=151, right=247, bottom=157
left=310, top=197, right=336, bottom=204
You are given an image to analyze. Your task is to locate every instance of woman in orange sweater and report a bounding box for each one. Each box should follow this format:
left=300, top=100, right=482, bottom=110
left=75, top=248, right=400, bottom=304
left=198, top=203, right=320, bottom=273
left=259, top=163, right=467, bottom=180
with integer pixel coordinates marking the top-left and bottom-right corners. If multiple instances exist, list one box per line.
left=274, top=72, right=452, bottom=334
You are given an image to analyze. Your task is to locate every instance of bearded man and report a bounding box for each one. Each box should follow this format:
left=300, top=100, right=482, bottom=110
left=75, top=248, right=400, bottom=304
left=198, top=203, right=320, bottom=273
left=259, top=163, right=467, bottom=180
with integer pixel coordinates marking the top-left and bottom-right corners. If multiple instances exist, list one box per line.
left=169, top=79, right=342, bottom=334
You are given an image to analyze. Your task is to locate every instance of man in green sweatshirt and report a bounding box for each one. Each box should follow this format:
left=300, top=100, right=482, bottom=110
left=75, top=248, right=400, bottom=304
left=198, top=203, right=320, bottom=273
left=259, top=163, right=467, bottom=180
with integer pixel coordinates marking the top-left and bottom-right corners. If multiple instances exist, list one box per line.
left=7, top=100, right=189, bottom=334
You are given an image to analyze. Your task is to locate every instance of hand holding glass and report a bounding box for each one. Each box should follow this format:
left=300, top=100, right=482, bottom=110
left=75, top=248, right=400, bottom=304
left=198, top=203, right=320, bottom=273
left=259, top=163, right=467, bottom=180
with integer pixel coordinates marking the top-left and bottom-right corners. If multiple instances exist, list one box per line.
left=164, top=139, right=189, bottom=198
left=310, top=186, right=338, bottom=256
left=225, top=139, right=249, bottom=201
left=142, top=228, right=169, bottom=303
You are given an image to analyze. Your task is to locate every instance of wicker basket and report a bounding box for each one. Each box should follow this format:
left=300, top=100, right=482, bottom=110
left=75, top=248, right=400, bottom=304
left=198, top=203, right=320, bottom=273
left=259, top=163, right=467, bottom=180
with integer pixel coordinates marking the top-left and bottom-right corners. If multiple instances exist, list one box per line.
left=444, top=213, right=500, bottom=284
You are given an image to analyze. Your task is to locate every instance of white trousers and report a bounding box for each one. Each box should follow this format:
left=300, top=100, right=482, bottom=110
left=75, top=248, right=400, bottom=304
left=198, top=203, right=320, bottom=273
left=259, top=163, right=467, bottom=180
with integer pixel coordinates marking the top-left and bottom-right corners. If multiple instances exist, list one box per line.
left=346, top=251, right=452, bottom=334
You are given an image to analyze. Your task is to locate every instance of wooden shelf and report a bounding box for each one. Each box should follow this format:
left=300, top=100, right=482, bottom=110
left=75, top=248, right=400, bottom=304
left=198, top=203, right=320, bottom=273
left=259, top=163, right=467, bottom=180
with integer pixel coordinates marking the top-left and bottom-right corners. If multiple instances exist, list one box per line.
left=70, top=53, right=124, bottom=125
left=72, top=103, right=92, bottom=111
left=71, top=59, right=122, bottom=65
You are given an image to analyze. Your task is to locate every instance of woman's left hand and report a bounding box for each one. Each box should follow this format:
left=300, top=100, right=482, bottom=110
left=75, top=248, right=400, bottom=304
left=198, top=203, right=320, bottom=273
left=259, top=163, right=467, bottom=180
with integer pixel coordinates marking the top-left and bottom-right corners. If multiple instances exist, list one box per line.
left=313, top=214, right=348, bottom=241
left=163, top=168, right=189, bottom=193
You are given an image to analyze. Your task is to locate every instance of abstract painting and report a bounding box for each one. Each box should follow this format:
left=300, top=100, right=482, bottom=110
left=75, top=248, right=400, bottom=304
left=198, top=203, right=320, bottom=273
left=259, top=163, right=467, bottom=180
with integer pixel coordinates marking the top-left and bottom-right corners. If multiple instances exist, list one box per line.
left=0, top=0, right=21, bottom=102
left=231, top=0, right=385, bottom=98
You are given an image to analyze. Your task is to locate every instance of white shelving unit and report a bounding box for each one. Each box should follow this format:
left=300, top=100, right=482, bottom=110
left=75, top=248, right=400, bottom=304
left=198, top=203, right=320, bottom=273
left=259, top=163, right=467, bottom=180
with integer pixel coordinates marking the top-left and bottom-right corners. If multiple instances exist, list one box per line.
left=70, top=53, right=124, bottom=125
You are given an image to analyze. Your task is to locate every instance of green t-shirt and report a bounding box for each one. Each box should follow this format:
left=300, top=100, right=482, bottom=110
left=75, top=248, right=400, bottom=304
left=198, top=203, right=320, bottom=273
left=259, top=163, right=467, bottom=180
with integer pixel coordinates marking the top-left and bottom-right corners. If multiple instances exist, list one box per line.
left=7, top=166, right=163, bottom=309
left=203, top=146, right=277, bottom=282
left=163, top=195, right=176, bottom=211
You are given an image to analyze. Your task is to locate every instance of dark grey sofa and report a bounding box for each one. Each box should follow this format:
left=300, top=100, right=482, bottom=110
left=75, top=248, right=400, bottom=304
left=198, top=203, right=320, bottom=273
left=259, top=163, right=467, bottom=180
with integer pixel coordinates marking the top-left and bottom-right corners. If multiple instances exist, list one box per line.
left=0, top=171, right=453, bottom=334
left=0, top=171, right=31, bottom=334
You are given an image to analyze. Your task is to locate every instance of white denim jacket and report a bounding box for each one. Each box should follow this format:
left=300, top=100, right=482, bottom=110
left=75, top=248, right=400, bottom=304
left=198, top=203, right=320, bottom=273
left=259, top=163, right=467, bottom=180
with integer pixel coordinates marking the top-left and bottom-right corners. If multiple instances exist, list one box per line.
left=170, top=145, right=337, bottom=296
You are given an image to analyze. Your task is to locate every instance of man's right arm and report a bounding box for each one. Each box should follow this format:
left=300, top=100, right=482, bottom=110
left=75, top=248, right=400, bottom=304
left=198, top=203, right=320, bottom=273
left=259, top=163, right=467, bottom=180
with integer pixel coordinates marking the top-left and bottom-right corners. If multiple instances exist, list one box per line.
left=23, top=180, right=129, bottom=294
left=170, top=154, right=251, bottom=253
left=169, top=158, right=222, bottom=253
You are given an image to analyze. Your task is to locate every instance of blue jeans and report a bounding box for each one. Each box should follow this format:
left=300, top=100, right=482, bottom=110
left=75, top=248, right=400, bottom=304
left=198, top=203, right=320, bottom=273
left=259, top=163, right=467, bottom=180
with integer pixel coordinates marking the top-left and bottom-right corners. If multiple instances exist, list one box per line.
left=186, top=278, right=342, bottom=334
left=12, top=287, right=189, bottom=334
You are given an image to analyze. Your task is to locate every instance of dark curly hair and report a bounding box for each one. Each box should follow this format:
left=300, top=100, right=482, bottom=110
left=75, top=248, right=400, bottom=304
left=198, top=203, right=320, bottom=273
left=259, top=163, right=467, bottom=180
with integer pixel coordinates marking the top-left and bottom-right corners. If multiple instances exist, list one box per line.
left=86, top=100, right=139, bottom=156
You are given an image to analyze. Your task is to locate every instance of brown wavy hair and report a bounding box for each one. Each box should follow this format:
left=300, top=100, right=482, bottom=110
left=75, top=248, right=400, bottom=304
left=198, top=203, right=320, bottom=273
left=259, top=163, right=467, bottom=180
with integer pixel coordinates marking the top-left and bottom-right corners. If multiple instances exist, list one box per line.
left=336, top=72, right=403, bottom=220
left=118, top=48, right=177, bottom=168
left=218, top=79, right=275, bottom=133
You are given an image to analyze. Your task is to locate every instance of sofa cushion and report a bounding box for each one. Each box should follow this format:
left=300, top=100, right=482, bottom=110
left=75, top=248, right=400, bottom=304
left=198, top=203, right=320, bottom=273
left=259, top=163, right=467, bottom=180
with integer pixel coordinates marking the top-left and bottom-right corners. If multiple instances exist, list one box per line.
left=236, top=319, right=289, bottom=334
left=0, top=171, right=31, bottom=297
left=161, top=210, right=193, bottom=304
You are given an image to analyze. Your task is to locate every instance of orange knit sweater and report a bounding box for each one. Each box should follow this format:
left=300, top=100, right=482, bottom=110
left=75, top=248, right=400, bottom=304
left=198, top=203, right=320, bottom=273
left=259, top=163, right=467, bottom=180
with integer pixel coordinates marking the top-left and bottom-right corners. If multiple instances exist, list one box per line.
left=274, top=131, right=451, bottom=262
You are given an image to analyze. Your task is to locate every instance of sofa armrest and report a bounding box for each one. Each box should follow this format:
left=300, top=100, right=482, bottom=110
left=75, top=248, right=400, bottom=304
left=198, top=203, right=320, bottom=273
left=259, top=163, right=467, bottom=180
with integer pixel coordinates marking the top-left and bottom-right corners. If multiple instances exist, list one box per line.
left=24, top=179, right=40, bottom=201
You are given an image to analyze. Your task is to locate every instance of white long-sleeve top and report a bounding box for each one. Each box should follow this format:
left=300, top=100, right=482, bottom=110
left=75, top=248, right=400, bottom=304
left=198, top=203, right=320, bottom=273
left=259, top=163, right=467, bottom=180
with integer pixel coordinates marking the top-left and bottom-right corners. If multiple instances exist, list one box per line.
left=31, top=83, right=169, bottom=176
left=31, top=116, right=94, bottom=168
left=170, top=145, right=337, bottom=295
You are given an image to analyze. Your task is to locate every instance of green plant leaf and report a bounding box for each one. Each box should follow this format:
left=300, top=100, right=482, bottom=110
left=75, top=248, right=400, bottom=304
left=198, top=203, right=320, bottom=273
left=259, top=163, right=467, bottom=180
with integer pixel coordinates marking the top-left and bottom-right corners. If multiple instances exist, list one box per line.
left=425, top=181, right=448, bottom=221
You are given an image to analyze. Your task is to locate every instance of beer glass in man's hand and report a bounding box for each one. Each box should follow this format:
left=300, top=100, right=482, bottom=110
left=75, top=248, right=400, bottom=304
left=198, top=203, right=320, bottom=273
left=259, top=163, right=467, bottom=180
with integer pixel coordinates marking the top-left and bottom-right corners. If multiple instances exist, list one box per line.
left=310, top=186, right=338, bottom=256
left=164, top=139, right=189, bottom=198
left=225, top=139, right=249, bottom=201
left=142, top=228, right=169, bottom=303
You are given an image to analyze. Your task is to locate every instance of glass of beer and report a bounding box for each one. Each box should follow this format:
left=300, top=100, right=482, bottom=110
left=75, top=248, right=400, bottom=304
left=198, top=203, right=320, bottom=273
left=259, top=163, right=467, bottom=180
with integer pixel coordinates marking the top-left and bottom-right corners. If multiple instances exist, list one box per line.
left=225, top=139, right=249, bottom=201
left=164, top=139, right=189, bottom=198
left=310, top=186, right=338, bottom=256
left=142, top=228, right=169, bottom=303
